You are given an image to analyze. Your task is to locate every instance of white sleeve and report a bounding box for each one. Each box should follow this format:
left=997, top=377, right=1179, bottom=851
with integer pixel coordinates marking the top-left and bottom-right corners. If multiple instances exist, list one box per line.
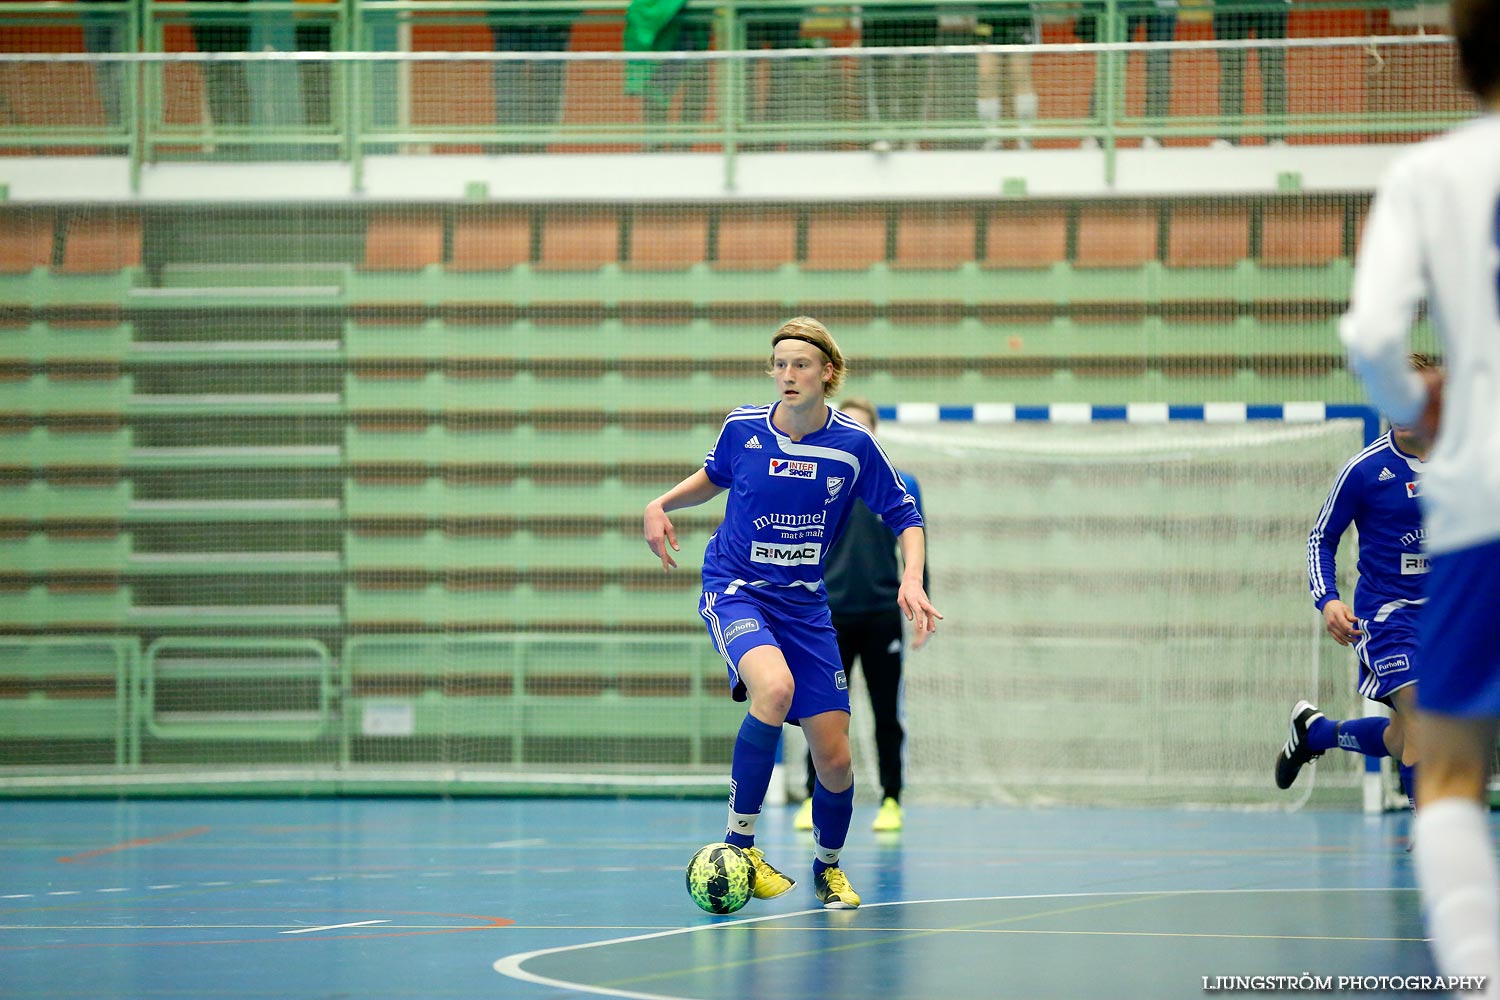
left=1338, top=163, right=1429, bottom=426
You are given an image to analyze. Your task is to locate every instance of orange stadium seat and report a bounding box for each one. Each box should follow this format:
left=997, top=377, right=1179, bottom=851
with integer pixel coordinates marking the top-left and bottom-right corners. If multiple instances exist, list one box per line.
left=803, top=207, right=887, bottom=271
left=625, top=208, right=709, bottom=271
left=362, top=211, right=443, bottom=271
left=537, top=208, right=620, bottom=270
left=0, top=211, right=54, bottom=273
left=712, top=208, right=797, bottom=271
left=58, top=212, right=142, bottom=273
left=1166, top=205, right=1250, bottom=268
left=893, top=207, right=977, bottom=270
left=1075, top=205, right=1158, bottom=268
left=450, top=209, right=533, bottom=271
left=983, top=205, right=1068, bottom=269
left=1260, top=201, right=1345, bottom=266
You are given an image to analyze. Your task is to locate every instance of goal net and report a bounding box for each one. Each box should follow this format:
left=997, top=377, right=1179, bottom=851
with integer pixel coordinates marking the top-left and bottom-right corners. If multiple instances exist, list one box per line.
left=835, top=404, right=1379, bottom=809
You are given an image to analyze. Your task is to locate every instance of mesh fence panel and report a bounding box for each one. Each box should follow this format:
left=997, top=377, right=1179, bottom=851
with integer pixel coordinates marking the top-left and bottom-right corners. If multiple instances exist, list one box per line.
left=0, top=20, right=1463, bottom=800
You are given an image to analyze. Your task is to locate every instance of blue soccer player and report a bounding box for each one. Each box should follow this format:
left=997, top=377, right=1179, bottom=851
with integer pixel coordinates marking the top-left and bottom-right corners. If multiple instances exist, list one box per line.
left=1339, top=0, right=1500, bottom=980
left=1276, top=354, right=1435, bottom=806
left=643, top=317, right=942, bottom=909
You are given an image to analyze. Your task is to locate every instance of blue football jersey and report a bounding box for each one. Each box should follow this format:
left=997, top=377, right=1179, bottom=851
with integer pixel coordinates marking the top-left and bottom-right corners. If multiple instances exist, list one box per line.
left=701, top=403, right=924, bottom=607
left=1307, top=430, right=1427, bottom=621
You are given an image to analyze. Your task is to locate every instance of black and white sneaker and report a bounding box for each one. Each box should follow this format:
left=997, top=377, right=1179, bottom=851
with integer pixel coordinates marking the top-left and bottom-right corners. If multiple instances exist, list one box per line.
left=1274, top=700, right=1326, bottom=790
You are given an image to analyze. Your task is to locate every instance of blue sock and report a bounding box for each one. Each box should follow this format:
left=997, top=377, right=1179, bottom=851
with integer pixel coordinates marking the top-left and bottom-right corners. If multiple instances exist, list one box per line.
left=1306, top=716, right=1338, bottom=753
left=724, top=714, right=782, bottom=849
left=1400, top=763, right=1417, bottom=811
left=810, top=779, right=854, bottom=874
left=1334, top=717, right=1392, bottom=758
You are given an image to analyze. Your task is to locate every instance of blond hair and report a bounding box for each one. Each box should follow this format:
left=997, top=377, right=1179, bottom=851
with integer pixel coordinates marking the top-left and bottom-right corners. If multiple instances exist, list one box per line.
left=769, top=316, right=847, bottom=397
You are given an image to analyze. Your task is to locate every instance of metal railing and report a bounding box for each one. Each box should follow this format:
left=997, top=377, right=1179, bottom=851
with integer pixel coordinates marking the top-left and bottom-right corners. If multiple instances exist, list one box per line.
left=0, top=0, right=1468, bottom=194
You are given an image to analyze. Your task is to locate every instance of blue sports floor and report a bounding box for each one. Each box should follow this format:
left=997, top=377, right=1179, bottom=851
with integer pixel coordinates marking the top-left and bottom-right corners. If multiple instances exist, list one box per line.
left=0, top=798, right=1448, bottom=999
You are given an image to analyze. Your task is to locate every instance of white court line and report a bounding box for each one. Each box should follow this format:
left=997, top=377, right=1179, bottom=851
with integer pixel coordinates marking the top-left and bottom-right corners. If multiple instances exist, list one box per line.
left=493, top=888, right=1421, bottom=1000
left=280, top=919, right=389, bottom=936
left=494, top=907, right=830, bottom=1000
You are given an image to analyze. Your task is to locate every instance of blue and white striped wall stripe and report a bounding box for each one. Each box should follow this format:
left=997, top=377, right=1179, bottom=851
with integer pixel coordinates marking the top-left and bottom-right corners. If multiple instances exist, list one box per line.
left=878, top=402, right=1381, bottom=444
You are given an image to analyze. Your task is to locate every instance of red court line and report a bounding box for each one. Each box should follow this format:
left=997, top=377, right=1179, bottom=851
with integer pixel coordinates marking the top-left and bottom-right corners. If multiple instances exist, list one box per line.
left=56, top=826, right=212, bottom=864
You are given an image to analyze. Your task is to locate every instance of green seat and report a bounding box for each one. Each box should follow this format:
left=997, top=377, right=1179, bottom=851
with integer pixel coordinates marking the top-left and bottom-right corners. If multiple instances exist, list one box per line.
left=345, top=476, right=635, bottom=519
left=13, top=530, right=130, bottom=572
left=0, top=584, right=132, bottom=627
left=0, top=636, right=137, bottom=764
left=0, top=267, right=137, bottom=306
left=0, top=322, right=133, bottom=362
left=2, top=480, right=132, bottom=520
left=344, top=423, right=706, bottom=467
left=345, top=529, right=660, bottom=572
left=0, top=426, right=131, bottom=466
left=1246, top=261, right=1353, bottom=305
left=0, top=374, right=131, bottom=413
left=344, top=581, right=696, bottom=629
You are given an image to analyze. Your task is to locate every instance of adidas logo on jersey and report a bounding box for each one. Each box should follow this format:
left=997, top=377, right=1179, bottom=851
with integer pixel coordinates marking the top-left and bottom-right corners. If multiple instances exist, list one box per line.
left=744, top=435, right=762, bottom=449
left=1378, top=467, right=1395, bottom=481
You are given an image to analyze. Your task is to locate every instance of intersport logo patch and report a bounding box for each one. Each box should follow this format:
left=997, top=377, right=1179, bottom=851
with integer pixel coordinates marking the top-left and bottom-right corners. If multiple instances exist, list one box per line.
left=769, top=459, right=817, bottom=479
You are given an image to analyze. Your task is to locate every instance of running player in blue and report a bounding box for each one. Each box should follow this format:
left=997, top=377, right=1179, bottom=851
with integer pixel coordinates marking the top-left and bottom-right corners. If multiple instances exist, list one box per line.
left=1276, top=355, right=1435, bottom=807
left=643, top=317, right=942, bottom=909
left=1340, top=0, right=1500, bottom=979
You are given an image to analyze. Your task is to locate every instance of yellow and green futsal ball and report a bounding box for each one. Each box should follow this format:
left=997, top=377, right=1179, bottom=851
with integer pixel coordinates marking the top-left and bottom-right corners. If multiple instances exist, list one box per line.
left=685, top=842, right=757, bottom=914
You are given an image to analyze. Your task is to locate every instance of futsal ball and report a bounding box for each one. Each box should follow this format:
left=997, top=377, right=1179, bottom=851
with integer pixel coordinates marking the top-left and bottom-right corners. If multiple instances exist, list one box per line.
left=685, top=842, right=757, bottom=914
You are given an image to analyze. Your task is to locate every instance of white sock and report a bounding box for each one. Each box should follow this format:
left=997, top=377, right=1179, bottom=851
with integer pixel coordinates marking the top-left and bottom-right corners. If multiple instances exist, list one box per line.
left=1413, top=798, right=1500, bottom=984
left=727, top=809, right=759, bottom=839
left=1014, top=91, right=1039, bottom=121
left=975, top=96, right=1001, bottom=122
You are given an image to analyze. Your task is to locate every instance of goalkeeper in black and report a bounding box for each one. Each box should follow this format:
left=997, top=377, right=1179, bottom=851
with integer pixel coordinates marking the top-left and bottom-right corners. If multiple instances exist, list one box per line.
left=794, top=397, right=929, bottom=833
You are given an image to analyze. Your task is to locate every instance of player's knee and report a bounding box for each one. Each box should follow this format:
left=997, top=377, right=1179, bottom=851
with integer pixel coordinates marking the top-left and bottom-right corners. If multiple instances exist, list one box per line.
left=814, top=745, right=853, bottom=782
left=754, top=678, right=794, bottom=719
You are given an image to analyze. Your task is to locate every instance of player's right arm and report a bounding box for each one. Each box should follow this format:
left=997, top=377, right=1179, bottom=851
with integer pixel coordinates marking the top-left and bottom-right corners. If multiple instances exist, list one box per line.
left=644, top=468, right=724, bottom=571
left=1339, top=159, right=1430, bottom=428
left=1307, top=461, right=1361, bottom=644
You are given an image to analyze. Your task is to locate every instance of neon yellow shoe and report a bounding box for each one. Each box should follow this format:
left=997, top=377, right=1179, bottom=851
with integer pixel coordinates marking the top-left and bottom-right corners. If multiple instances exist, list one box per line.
left=743, top=846, right=795, bottom=899
left=871, top=797, right=903, bottom=833
left=813, top=864, right=861, bottom=909
left=793, top=798, right=813, bottom=831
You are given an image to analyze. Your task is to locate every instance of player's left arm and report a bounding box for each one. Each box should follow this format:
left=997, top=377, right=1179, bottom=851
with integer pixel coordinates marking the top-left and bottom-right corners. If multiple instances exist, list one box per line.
left=901, top=474, right=934, bottom=648
left=858, top=442, right=940, bottom=634
left=895, top=525, right=942, bottom=638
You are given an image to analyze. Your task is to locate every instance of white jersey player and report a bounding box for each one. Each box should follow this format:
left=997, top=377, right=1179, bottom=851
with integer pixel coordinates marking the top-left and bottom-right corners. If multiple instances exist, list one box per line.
left=1338, top=0, right=1500, bottom=981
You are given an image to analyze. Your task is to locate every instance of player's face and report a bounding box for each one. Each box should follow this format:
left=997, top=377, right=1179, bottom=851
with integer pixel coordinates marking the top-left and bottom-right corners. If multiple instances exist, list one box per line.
left=771, top=342, right=830, bottom=406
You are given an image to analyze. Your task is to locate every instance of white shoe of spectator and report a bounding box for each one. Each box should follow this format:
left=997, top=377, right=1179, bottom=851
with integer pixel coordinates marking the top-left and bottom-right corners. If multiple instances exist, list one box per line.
left=1209, top=138, right=1233, bottom=150
left=1141, top=136, right=1162, bottom=150
left=1079, top=136, right=1100, bottom=150
left=871, top=138, right=893, bottom=154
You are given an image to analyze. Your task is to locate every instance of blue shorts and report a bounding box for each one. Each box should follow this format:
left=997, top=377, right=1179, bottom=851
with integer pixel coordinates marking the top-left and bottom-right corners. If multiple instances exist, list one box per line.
left=699, top=590, right=850, bottom=724
left=1417, top=537, right=1500, bottom=718
left=1353, top=604, right=1421, bottom=705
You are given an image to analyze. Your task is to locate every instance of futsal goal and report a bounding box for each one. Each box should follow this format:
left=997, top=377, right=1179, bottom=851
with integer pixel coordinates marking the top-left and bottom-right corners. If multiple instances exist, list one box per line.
left=836, top=401, right=1384, bottom=810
